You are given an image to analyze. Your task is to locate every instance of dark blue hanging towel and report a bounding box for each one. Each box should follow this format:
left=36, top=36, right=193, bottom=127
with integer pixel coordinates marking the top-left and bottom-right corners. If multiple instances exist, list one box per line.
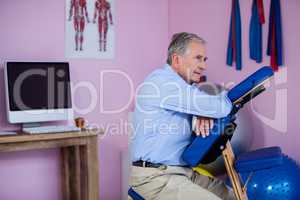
left=226, top=0, right=242, bottom=70
left=249, top=0, right=265, bottom=63
left=267, top=0, right=283, bottom=71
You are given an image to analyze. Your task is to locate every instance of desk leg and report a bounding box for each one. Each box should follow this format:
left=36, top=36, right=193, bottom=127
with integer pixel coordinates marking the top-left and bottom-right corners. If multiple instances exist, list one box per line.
left=86, top=136, right=99, bottom=200
left=61, top=136, right=99, bottom=200
left=61, top=146, right=81, bottom=200
left=80, top=145, right=88, bottom=200
left=61, top=147, right=70, bottom=200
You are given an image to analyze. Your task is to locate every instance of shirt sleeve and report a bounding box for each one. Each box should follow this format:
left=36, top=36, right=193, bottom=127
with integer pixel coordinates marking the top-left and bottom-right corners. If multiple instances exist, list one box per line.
left=158, top=81, right=232, bottom=118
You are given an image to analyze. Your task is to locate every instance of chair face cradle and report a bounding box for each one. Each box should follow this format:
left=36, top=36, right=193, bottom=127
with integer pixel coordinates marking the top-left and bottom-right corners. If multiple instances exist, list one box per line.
left=182, top=66, right=274, bottom=167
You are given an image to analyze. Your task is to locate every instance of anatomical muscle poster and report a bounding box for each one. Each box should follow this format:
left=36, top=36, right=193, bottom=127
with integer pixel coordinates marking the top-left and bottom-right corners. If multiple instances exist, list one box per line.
left=65, top=0, right=115, bottom=59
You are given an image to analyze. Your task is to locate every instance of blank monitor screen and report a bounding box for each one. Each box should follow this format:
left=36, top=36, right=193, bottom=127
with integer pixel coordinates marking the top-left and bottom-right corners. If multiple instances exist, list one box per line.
left=6, top=62, right=72, bottom=111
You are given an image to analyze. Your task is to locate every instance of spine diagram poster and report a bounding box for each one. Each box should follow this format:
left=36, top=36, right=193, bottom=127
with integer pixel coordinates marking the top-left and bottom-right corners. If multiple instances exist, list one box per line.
left=65, top=0, right=115, bottom=59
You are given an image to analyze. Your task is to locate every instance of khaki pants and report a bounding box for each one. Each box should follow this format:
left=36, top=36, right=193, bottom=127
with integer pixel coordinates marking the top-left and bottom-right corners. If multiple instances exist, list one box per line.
left=130, top=165, right=234, bottom=200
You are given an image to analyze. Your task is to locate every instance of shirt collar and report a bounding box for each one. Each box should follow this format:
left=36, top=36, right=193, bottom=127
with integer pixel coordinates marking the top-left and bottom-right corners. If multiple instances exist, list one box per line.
left=164, top=63, right=188, bottom=84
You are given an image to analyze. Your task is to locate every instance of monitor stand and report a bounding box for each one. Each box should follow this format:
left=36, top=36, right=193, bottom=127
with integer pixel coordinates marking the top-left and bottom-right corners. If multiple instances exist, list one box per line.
left=22, top=122, right=42, bottom=131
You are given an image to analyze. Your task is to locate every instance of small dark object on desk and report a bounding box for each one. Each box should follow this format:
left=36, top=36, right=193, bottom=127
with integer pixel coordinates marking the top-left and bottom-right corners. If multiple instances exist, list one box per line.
left=75, top=117, right=85, bottom=129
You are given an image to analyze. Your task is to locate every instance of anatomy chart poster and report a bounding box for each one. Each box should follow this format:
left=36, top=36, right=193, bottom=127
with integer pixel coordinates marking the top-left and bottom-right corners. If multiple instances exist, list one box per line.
left=65, top=0, right=115, bottom=59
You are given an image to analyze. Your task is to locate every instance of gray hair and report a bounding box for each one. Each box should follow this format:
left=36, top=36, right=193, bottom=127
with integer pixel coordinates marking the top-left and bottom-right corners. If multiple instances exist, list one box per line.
left=167, top=32, right=206, bottom=65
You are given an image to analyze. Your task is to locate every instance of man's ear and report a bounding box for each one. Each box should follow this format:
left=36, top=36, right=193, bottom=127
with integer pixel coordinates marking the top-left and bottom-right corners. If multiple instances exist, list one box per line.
left=171, top=53, right=181, bottom=68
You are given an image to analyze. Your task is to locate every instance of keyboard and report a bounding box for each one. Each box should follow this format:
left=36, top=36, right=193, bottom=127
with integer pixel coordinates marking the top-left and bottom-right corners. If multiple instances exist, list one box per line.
left=23, top=125, right=81, bottom=134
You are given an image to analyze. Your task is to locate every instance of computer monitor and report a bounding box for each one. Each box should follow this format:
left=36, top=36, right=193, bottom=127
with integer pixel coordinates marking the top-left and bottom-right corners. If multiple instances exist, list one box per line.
left=4, top=61, right=73, bottom=124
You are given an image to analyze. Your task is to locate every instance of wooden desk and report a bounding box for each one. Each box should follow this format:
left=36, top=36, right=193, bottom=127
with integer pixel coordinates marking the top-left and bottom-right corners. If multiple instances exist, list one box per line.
left=0, top=130, right=103, bottom=200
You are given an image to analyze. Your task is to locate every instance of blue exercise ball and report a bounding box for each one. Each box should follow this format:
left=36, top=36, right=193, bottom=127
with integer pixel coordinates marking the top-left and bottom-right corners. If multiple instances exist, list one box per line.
left=240, top=156, right=300, bottom=200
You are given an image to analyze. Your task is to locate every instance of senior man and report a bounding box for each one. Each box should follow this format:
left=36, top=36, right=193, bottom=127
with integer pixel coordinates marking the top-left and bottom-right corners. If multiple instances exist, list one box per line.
left=130, top=32, right=234, bottom=200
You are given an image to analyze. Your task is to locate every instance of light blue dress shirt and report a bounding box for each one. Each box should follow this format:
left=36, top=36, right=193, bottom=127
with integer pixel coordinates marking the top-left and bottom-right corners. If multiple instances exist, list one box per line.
left=131, top=64, right=232, bottom=166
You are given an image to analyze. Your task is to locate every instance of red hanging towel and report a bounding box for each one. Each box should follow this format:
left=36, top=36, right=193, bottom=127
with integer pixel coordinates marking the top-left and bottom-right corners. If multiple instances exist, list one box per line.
left=267, top=0, right=283, bottom=72
left=271, top=19, right=279, bottom=71
left=257, top=0, right=265, bottom=24
left=226, top=0, right=242, bottom=70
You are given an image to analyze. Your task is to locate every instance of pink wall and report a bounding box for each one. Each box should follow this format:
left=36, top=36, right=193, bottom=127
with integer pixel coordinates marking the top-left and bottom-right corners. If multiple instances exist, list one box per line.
left=169, top=0, right=300, bottom=161
left=0, top=0, right=169, bottom=199
left=1, top=0, right=299, bottom=199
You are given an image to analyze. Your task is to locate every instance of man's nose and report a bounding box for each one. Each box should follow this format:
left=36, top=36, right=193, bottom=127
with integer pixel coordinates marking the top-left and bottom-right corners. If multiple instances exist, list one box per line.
left=199, top=62, right=207, bottom=70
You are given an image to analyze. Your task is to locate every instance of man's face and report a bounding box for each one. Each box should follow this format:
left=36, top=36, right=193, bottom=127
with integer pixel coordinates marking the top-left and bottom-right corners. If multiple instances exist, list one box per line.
left=173, top=41, right=207, bottom=84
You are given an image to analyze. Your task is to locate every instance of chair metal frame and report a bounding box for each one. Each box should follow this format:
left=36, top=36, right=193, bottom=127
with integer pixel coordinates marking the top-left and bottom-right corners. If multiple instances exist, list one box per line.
left=221, top=78, right=272, bottom=200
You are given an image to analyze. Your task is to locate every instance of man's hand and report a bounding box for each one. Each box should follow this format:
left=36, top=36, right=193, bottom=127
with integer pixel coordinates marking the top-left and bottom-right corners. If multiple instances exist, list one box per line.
left=195, top=116, right=214, bottom=138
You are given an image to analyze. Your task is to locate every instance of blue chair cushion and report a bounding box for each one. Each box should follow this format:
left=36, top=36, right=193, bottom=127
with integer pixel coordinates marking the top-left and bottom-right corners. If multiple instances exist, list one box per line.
left=182, top=116, right=233, bottom=167
left=182, top=66, right=274, bottom=167
left=228, top=66, right=274, bottom=103
left=235, top=146, right=283, bottom=172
